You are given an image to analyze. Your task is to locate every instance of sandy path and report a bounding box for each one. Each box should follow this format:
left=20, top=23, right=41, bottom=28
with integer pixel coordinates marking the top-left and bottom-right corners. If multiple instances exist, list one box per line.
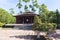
left=0, top=29, right=35, bottom=40
left=0, top=28, right=60, bottom=40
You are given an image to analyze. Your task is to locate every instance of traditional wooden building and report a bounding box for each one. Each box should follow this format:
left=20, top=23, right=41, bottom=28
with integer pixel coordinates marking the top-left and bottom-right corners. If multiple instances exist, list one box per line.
left=3, top=12, right=39, bottom=29
left=14, top=12, right=39, bottom=24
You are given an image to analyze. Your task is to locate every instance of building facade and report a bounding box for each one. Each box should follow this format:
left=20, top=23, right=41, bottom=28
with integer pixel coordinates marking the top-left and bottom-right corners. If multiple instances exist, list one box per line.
left=15, top=12, right=39, bottom=24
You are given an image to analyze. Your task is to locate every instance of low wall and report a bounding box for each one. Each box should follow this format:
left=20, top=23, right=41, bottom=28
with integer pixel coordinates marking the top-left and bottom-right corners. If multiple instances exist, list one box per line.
left=3, top=24, right=33, bottom=30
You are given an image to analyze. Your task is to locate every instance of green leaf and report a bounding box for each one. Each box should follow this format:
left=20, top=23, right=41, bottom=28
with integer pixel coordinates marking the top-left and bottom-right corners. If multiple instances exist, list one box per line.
left=29, top=5, right=33, bottom=8
left=33, top=3, right=39, bottom=8
left=22, top=0, right=30, bottom=3
left=18, top=3, right=22, bottom=9
left=32, top=7, right=36, bottom=12
left=24, top=5, right=28, bottom=12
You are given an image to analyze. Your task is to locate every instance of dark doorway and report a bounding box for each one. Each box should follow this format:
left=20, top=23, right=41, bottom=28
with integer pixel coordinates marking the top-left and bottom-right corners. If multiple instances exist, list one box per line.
left=24, top=17, right=31, bottom=24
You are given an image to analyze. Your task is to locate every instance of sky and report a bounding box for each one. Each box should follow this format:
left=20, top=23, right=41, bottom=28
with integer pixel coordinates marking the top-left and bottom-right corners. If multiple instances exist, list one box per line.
left=0, top=0, right=60, bottom=13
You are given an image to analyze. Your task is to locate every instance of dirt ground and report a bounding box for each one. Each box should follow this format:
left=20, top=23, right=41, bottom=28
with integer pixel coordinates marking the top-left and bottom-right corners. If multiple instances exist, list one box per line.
left=0, top=28, right=35, bottom=40
left=0, top=28, right=60, bottom=40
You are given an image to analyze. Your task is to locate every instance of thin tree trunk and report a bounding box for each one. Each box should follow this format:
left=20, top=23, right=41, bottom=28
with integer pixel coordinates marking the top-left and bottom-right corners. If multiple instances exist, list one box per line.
left=36, top=31, right=40, bottom=38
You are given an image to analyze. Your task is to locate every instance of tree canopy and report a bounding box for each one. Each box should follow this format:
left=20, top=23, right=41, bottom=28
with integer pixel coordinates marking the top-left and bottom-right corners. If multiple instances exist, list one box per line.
left=17, top=0, right=40, bottom=13
left=0, top=8, right=16, bottom=24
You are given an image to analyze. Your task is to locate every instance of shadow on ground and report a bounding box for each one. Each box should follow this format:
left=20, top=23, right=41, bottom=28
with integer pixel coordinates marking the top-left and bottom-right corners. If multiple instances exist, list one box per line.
left=10, top=35, right=47, bottom=40
left=52, top=33, right=60, bottom=39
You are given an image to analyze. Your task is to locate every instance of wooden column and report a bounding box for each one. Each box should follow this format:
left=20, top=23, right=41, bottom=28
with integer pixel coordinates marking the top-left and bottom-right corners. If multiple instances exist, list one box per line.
left=31, top=17, right=32, bottom=23
left=23, top=17, right=24, bottom=24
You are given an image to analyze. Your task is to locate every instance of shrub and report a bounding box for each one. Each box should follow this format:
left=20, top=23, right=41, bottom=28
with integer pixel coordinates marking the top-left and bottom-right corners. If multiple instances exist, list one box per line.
left=47, top=23, right=57, bottom=33
left=33, top=15, right=42, bottom=31
left=0, top=22, right=4, bottom=27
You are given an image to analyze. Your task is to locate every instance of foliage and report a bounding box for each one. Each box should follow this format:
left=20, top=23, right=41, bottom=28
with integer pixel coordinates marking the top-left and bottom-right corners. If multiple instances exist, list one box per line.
left=22, top=0, right=30, bottom=3
left=40, top=22, right=56, bottom=32
left=33, top=15, right=57, bottom=40
left=16, top=0, right=60, bottom=26
left=17, top=0, right=39, bottom=13
left=30, top=2, right=57, bottom=32
left=0, top=8, right=16, bottom=24
left=33, top=15, right=57, bottom=31
left=39, top=4, right=58, bottom=24
left=16, top=0, right=59, bottom=32
left=0, top=22, right=4, bottom=27
left=55, top=9, right=60, bottom=25
left=48, top=11, right=56, bottom=23
left=33, top=15, right=42, bottom=31
left=7, top=14, right=16, bottom=24
left=39, top=4, right=48, bottom=14
left=24, top=5, right=28, bottom=12
left=39, top=4, right=49, bottom=23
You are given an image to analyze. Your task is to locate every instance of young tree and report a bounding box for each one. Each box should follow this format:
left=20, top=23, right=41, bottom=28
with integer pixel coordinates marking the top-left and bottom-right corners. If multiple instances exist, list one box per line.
left=33, top=15, right=42, bottom=38
left=33, top=15, right=42, bottom=31
left=33, top=15, right=57, bottom=40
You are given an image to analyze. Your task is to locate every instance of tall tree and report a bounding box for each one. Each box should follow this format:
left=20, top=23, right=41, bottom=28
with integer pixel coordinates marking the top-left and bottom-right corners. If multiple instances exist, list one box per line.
left=39, top=4, right=49, bottom=23
left=48, top=11, right=56, bottom=23
left=55, top=9, right=60, bottom=26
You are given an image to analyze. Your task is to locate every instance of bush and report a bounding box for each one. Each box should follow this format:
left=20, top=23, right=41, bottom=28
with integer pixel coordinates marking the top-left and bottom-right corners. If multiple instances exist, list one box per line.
left=40, top=22, right=57, bottom=32
left=33, top=15, right=42, bottom=31
left=0, top=22, right=4, bottom=27
left=33, top=15, right=57, bottom=32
